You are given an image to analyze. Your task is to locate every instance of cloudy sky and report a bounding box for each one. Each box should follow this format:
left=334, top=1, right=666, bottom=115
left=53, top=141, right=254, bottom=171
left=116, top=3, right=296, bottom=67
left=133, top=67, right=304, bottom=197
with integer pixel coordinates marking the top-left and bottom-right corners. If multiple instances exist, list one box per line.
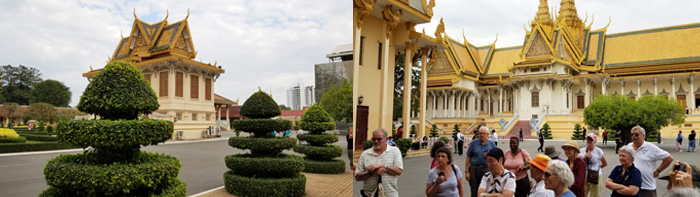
left=0, top=0, right=351, bottom=107
left=418, top=0, right=700, bottom=47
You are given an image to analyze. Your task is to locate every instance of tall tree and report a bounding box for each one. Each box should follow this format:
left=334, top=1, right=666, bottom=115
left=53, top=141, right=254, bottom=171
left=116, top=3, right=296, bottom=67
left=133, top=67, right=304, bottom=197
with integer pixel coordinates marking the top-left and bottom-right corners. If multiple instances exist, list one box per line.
left=319, top=79, right=352, bottom=123
left=393, top=52, right=423, bottom=120
left=30, top=79, right=71, bottom=107
left=279, top=104, right=291, bottom=110
left=57, top=108, right=85, bottom=121
left=1, top=102, right=23, bottom=123
left=26, top=102, right=57, bottom=123
left=1, top=65, right=42, bottom=105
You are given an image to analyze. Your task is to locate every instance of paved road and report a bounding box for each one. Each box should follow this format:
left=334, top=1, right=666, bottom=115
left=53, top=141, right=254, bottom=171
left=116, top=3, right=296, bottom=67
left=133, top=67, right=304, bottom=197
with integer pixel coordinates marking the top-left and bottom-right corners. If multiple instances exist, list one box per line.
left=0, top=130, right=351, bottom=197
left=353, top=138, right=699, bottom=197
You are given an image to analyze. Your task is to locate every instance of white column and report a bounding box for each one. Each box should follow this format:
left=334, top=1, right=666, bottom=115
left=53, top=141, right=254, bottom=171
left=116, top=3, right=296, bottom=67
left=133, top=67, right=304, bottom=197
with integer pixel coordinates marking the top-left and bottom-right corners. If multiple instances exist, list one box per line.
left=671, top=76, right=676, bottom=97
left=621, top=79, right=625, bottom=96
left=584, top=78, right=590, bottom=106
left=499, top=86, right=503, bottom=114
left=637, top=78, right=641, bottom=100
left=432, top=91, right=437, bottom=118
left=351, top=26, right=361, bottom=149
left=443, top=90, right=448, bottom=117
left=402, top=42, right=414, bottom=138
left=691, top=76, right=695, bottom=110
left=419, top=48, right=428, bottom=137
left=654, top=77, right=658, bottom=95
left=602, top=78, right=608, bottom=95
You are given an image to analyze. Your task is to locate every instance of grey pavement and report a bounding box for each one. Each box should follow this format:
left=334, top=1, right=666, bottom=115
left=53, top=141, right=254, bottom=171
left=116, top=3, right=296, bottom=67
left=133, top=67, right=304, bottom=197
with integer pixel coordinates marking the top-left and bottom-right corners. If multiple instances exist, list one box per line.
left=353, top=138, right=700, bottom=197
left=0, top=130, right=352, bottom=197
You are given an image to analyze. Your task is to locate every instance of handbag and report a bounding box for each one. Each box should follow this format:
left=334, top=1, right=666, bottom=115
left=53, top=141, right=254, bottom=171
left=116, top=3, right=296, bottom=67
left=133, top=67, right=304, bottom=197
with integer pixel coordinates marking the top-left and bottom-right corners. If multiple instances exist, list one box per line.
left=361, top=176, right=386, bottom=197
left=585, top=158, right=599, bottom=184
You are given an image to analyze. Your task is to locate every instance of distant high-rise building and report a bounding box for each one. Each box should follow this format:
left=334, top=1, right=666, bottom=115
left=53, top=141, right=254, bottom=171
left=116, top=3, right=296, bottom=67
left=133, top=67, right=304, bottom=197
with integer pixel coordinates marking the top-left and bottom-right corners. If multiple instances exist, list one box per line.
left=315, top=44, right=352, bottom=103
left=287, top=82, right=314, bottom=110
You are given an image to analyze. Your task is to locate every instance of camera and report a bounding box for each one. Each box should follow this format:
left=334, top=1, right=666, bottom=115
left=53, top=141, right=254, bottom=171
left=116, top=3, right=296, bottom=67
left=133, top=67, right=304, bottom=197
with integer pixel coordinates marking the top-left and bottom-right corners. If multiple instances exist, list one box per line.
left=673, top=163, right=687, bottom=172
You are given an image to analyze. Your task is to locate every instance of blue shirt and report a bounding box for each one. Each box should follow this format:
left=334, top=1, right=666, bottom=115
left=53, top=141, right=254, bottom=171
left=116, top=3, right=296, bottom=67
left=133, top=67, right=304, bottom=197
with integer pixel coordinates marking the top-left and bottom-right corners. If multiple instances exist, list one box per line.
left=387, top=140, right=396, bottom=146
left=608, top=164, right=642, bottom=197
left=466, top=139, right=495, bottom=166
left=560, top=190, right=575, bottom=197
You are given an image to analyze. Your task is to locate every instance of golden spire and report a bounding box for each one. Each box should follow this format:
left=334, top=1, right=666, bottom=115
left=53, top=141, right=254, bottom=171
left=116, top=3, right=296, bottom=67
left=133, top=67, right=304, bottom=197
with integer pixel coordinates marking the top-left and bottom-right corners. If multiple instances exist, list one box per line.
left=556, top=0, right=582, bottom=28
left=533, top=0, right=553, bottom=26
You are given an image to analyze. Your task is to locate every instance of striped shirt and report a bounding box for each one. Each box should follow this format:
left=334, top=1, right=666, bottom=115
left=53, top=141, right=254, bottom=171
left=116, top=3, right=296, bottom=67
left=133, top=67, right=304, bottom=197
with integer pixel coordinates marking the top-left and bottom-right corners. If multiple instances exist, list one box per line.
left=478, top=170, right=516, bottom=194
left=356, top=146, right=404, bottom=197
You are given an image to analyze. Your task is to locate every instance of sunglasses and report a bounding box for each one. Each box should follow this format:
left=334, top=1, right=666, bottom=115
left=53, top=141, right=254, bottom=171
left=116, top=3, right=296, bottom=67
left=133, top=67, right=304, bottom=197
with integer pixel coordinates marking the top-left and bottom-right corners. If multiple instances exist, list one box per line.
left=371, top=138, right=383, bottom=141
left=632, top=133, right=642, bottom=137
left=543, top=171, right=558, bottom=178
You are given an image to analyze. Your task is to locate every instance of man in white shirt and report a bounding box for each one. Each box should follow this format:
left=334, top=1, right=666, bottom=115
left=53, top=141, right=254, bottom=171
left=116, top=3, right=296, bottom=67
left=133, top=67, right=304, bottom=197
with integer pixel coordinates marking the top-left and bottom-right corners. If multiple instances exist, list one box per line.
left=490, top=130, right=498, bottom=147
left=625, top=126, right=674, bottom=197
left=355, top=128, right=404, bottom=197
left=529, top=154, right=555, bottom=197
left=457, top=130, right=465, bottom=155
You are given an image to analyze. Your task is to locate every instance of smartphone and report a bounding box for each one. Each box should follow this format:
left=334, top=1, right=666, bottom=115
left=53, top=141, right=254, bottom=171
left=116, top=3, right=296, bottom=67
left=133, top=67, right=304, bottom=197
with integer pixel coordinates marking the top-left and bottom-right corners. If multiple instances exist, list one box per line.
left=674, top=163, right=687, bottom=172
left=438, top=172, right=445, bottom=177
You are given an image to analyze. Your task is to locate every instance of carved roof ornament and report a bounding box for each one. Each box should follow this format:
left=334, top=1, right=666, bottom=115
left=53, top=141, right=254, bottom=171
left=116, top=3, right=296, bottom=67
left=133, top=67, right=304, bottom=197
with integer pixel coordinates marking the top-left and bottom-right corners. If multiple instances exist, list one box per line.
left=383, top=5, right=402, bottom=38
left=627, top=90, right=636, bottom=97
left=423, top=0, right=435, bottom=18
left=427, top=48, right=438, bottom=68
left=643, top=89, right=652, bottom=96
left=354, top=0, right=376, bottom=27
left=576, top=89, right=585, bottom=96
left=695, top=87, right=700, bottom=94
left=677, top=84, right=687, bottom=95
left=533, top=0, right=553, bottom=26
left=659, top=88, right=669, bottom=95
left=435, top=18, right=445, bottom=43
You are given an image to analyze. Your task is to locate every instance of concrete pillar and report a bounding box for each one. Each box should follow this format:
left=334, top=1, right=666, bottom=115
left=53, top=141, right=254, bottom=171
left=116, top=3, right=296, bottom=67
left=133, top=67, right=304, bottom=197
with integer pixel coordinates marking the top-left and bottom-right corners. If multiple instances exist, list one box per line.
left=419, top=48, right=428, bottom=137
left=672, top=76, right=676, bottom=97
left=351, top=25, right=361, bottom=149
left=691, top=76, right=695, bottom=110
left=584, top=78, right=590, bottom=107
left=226, top=105, right=230, bottom=128
left=443, top=90, right=448, bottom=117
left=637, top=78, right=641, bottom=100
left=499, top=86, right=503, bottom=114
left=402, top=41, right=415, bottom=139
left=621, top=80, right=625, bottom=96
left=654, top=77, right=658, bottom=95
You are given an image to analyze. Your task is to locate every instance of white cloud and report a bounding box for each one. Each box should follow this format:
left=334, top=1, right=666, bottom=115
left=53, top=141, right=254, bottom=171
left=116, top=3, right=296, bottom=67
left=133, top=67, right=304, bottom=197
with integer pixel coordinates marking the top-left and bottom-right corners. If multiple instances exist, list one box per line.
left=0, top=0, right=351, bottom=107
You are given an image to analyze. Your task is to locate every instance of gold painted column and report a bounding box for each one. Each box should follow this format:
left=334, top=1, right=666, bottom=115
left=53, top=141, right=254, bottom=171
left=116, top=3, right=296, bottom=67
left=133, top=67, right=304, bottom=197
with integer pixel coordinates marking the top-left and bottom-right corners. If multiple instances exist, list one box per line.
left=226, top=105, right=230, bottom=128
left=690, top=76, right=695, bottom=110
left=402, top=41, right=415, bottom=138
left=419, top=48, right=429, bottom=137
left=654, top=77, right=658, bottom=95
left=637, top=78, right=641, bottom=100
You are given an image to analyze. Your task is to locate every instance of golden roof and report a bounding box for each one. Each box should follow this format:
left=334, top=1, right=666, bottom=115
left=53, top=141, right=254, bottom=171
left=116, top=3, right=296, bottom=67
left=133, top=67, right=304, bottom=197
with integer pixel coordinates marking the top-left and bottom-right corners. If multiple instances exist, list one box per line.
left=604, top=23, right=700, bottom=69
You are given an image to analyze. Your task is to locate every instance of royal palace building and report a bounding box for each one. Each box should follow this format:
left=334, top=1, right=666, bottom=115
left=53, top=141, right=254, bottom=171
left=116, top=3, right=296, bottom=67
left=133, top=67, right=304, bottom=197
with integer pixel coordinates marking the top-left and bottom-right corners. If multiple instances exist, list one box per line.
left=353, top=0, right=700, bottom=147
left=83, top=11, right=229, bottom=140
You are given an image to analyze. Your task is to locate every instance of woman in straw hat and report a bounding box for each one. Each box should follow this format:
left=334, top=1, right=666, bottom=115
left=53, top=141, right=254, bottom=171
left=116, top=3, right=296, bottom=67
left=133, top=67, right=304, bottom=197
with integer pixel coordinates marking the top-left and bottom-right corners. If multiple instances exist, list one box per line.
left=561, top=140, right=585, bottom=197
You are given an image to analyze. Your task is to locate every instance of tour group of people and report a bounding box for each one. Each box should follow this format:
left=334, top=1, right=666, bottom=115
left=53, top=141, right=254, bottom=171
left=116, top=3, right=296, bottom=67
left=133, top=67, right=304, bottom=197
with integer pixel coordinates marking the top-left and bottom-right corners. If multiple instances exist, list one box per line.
left=355, top=126, right=698, bottom=197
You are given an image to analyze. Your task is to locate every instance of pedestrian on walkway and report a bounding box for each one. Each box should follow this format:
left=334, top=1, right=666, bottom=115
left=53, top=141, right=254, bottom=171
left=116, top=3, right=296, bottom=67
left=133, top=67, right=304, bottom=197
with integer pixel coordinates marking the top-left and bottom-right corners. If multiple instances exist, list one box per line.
left=453, top=131, right=459, bottom=154
left=544, top=160, right=577, bottom=197
left=605, top=146, right=642, bottom=197
left=426, top=147, right=464, bottom=197
left=538, top=128, right=545, bottom=152
left=519, top=128, right=523, bottom=142
left=602, top=130, right=608, bottom=145
left=677, top=130, right=684, bottom=152
left=457, top=130, right=465, bottom=156
left=347, top=127, right=354, bottom=168
left=355, top=128, right=404, bottom=197
left=477, top=148, right=516, bottom=197
left=529, top=154, right=555, bottom=197
left=615, top=130, right=622, bottom=154
left=465, top=126, right=496, bottom=197
left=430, top=140, right=447, bottom=169
left=582, top=127, right=587, bottom=142
left=561, top=140, right=585, bottom=197
left=689, top=130, right=696, bottom=152
left=396, top=126, right=403, bottom=139
left=657, top=130, right=663, bottom=144
left=490, top=129, right=498, bottom=147
left=579, top=133, right=608, bottom=197
left=626, top=125, right=674, bottom=197
left=504, top=137, right=532, bottom=197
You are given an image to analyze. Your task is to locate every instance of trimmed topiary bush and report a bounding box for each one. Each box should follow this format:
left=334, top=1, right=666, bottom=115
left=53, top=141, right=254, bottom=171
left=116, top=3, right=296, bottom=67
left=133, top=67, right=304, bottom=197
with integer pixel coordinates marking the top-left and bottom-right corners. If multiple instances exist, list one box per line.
left=0, top=128, right=20, bottom=139
left=293, top=104, right=345, bottom=174
left=0, top=136, right=26, bottom=143
left=364, top=139, right=373, bottom=150
left=42, top=61, right=185, bottom=196
left=225, top=90, right=304, bottom=197
left=395, top=138, right=412, bottom=157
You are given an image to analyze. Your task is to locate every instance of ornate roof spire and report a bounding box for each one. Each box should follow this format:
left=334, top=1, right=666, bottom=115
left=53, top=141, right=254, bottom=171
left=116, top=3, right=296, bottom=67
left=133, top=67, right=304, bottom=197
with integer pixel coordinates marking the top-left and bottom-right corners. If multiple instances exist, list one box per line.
left=556, top=0, right=582, bottom=28
left=533, top=0, right=553, bottom=26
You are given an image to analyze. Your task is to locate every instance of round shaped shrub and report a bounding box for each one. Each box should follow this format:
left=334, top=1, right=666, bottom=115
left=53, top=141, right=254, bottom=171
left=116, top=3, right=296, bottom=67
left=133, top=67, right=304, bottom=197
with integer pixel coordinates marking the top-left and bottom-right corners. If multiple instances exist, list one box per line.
left=0, top=128, right=20, bottom=139
left=232, top=119, right=291, bottom=137
left=224, top=170, right=305, bottom=197
left=228, top=137, right=296, bottom=155
left=57, top=119, right=173, bottom=149
left=0, top=136, right=26, bottom=143
left=41, top=177, right=186, bottom=197
left=77, top=61, right=159, bottom=120
left=298, top=104, right=335, bottom=134
left=239, top=90, right=281, bottom=119
left=293, top=145, right=343, bottom=160
left=297, top=133, right=338, bottom=146
left=303, top=158, right=346, bottom=174
left=44, top=152, right=180, bottom=195
left=225, top=154, right=304, bottom=178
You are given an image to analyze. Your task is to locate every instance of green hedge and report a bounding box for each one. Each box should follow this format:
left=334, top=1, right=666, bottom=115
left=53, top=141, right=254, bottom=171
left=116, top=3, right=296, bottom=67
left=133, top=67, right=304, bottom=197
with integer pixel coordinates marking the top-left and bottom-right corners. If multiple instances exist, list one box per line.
left=303, top=158, right=345, bottom=174
left=23, top=135, right=58, bottom=142
left=57, top=119, right=173, bottom=149
left=297, top=133, right=338, bottom=146
left=239, top=90, right=282, bottom=119
left=40, top=177, right=186, bottom=197
left=224, top=154, right=304, bottom=178
left=364, top=139, right=373, bottom=150
left=16, top=131, right=49, bottom=136
left=298, top=104, right=335, bottom=134
left=0, top=142, right=78, bottom=153
left=0, top=137, right=26, bottom=143
left=44, top=152, right=181, bottom=196
left=228, top=137, right=296, bottom=155
left=293, top=145, right=343, bottom=161
left=298, top=122, right=336, bottom=135
left=231, top=119, right=291, bottom=137
left=77, top=61, right=159, bottom=120
left=224, top=170, right=305, bottom=197
left=395, top=138, right=412, bottom=158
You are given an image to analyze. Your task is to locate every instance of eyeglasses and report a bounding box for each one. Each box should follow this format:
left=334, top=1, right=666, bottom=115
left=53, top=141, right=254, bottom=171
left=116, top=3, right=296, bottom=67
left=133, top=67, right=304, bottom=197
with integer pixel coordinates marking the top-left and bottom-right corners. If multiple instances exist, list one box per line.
left=632, top=133, right=642, bottom=137
left=371, top=138, right=383, bottom=141
left=543, top=171, right=558, bottom=178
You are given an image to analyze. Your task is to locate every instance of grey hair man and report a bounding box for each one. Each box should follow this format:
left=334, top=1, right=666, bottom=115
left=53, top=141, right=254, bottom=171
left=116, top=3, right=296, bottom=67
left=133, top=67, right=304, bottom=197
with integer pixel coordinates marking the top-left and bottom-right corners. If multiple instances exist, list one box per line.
left=464, top=126, right=496, bottom=197
left=625, top=126, right=674, bottom=197
left=355, top=128, right=404, bottom=197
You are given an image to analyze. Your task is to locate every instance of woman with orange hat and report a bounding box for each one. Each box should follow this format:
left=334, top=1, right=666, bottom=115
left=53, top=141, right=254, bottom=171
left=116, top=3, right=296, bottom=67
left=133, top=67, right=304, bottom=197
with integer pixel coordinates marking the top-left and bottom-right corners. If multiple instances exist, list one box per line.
left=561, top=140, right=585, bottom=197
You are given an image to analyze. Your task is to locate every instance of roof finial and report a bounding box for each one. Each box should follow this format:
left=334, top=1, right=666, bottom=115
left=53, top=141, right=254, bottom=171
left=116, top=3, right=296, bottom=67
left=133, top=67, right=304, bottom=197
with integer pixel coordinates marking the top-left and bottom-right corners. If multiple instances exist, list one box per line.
left=133, top=8, right=138, bottom=20
left=120, top=31, right=123, bottom=39
left=165, top=9, right=169, bottom=21
left=533, top=0, right=553, bottom=26
left=491, top=33, right=498, bottom=46
left=185, top=8, right=190, bottom=20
